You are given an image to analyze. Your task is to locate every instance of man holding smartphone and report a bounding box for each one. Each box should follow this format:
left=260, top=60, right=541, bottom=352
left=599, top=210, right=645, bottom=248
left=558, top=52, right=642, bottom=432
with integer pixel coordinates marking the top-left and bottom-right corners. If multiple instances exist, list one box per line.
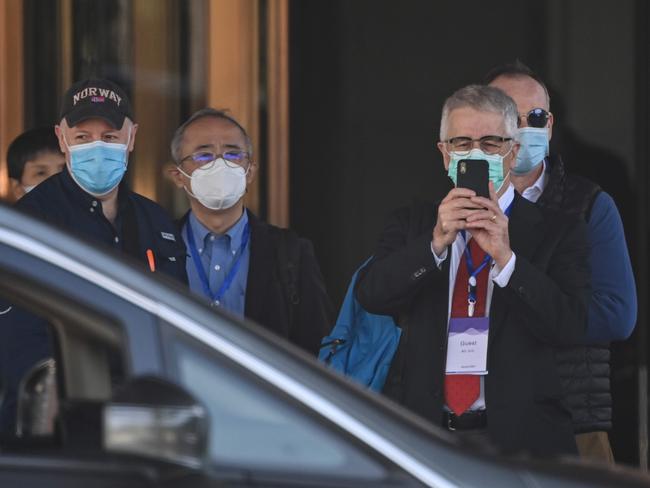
left=356, top=84, right=590, bottom=457
left=487, top=61, right=637, bottom=463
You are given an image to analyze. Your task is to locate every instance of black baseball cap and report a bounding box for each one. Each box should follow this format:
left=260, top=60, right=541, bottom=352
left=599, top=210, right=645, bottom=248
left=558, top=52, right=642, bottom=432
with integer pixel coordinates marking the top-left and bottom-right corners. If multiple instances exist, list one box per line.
left=59, top=79, right=133, bottom=129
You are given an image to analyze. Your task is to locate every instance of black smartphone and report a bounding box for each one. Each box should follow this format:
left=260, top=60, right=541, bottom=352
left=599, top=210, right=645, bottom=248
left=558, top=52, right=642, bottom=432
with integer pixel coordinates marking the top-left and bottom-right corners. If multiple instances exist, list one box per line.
left=456, top=159, right=489, bottom=198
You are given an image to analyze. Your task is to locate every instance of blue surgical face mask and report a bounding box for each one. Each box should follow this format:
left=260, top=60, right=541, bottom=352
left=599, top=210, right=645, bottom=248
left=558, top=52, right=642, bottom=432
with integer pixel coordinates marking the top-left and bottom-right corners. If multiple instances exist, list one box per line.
left=447, top=148, right=510, bottom=193
left=514, top=127, right=549, bottom=175
left=65, top=129, right=131, bottom=196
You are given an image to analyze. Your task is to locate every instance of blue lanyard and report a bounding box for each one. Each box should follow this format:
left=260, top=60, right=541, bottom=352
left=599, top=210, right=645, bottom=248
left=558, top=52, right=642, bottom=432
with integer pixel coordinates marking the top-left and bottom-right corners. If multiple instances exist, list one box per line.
left=461, top=201, right=514, bottom=315
left=186, top=218, right=250, bottom=305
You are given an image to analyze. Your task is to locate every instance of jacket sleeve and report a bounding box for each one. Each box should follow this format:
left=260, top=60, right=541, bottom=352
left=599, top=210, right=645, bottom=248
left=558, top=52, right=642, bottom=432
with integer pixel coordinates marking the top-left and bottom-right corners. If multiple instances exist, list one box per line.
left=584, top=192, right=636, bottom=342
left=355, top=205, right=446, bottom=316
left=503, top=217, right=590, bottom=346
left=291, top=238, right=335, bottom=355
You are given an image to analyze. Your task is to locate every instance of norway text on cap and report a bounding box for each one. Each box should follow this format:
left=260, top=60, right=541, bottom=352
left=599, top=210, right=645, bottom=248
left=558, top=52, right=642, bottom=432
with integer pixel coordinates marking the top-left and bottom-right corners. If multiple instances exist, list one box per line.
left=73, top=87, right=122, bottom=107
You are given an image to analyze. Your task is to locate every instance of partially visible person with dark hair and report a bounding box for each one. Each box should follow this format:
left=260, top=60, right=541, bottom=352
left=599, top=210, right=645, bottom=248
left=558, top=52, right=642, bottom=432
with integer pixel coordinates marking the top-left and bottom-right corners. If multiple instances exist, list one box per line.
left=487, top=60, right=637, bottom=463
left=6, top=127, right=65, bottom=201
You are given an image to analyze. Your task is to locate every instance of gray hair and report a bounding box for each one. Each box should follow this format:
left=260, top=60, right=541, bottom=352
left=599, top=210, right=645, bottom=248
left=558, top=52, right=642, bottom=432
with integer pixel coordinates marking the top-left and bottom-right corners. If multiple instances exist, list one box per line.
left=170, top=108, right=253, bottom=163
left=439, top=84, right=519, bottom=141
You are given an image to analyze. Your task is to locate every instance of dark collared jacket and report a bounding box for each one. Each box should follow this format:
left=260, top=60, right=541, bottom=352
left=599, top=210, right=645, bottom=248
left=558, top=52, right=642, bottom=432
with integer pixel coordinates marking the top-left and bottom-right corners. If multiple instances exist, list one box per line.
left=15, top=169, right=187, bottom=282
left=179, top=209, right=334, bottom=355
left=356, top=193, right=590, bottom=457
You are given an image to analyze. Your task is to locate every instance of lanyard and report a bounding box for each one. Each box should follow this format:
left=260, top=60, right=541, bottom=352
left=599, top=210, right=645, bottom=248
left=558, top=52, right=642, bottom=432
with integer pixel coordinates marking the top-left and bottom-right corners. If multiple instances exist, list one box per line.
left=186, top=218, right=250, bottom=306
left=461, top=201, right=513, bottom=317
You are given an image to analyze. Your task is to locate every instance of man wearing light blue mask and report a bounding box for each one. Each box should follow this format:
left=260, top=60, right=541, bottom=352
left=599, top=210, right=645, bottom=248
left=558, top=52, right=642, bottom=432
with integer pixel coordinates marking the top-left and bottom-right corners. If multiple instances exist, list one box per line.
left=0, top=79, right=188, bottom=437
left=15, top=78, right=186, bottom=281
left=487, top=61, right=637, bottom=463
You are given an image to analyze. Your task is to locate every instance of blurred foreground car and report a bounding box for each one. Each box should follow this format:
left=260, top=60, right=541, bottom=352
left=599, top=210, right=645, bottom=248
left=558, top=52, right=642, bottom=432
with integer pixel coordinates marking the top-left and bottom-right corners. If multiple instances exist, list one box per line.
left=0, top=204, right=647, bottom=488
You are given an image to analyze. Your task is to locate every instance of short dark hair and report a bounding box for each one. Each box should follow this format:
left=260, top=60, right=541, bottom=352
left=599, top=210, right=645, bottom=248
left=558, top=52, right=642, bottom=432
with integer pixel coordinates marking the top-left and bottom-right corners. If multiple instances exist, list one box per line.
left=170, top=108, right=253, bottom=164
left=7, top=127, right=62, bottom=180
left=484, top=60, right=550, bottom=105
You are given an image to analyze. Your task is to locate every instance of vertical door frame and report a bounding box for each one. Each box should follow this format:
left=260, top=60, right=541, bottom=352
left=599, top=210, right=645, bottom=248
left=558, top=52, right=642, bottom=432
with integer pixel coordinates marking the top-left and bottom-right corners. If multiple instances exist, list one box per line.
left=206, top=0, right=261, bottom=215
left=0, top=0, right=24, bottom=201
left=131, top=0, right=180, bottom=202
left=266, top=0, right=290, bottom=227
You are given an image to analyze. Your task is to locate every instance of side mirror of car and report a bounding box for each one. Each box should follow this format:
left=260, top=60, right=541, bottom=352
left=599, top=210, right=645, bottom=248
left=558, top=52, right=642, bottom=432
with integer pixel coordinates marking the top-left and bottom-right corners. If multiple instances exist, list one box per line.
left=103, top=376, right=208, bottom=469
left=16, top=358, right=58, bottom=438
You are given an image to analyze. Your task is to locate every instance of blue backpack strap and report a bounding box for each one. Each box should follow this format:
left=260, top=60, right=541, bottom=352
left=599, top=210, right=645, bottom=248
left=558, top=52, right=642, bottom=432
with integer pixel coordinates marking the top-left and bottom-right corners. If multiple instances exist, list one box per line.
left=318, top=264, right=363, bottom=368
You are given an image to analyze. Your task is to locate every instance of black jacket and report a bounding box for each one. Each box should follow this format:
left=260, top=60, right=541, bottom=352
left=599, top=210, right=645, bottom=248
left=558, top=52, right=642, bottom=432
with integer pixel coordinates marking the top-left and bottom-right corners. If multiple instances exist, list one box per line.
left=356, top=193, right=590, bottom=457
left=538, top=155, right=611, bottom=434
left=179, top=210, right=334, bottom=355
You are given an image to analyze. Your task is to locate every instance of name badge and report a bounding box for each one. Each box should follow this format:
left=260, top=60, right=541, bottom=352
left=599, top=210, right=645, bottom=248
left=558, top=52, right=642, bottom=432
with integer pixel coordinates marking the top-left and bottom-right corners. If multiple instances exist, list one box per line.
left=445, top=317, right=489, bottom=375
left=161, top=232, right=176, bottom=242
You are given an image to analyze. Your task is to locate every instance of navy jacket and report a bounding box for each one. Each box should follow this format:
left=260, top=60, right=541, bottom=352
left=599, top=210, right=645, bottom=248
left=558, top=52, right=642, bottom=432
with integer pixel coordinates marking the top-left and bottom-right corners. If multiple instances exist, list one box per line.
left=15, top=169, right=187, bottom=282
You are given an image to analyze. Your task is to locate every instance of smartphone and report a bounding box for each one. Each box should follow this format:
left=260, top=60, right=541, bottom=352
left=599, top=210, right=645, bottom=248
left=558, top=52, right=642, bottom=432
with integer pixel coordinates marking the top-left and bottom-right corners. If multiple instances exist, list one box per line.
left=456, top=159, right=489, bottom=198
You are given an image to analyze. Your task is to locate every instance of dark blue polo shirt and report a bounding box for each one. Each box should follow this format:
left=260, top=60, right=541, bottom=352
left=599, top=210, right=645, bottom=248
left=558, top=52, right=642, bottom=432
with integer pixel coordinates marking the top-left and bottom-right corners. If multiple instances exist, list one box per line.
left=15, top=168, right=187, bottom=281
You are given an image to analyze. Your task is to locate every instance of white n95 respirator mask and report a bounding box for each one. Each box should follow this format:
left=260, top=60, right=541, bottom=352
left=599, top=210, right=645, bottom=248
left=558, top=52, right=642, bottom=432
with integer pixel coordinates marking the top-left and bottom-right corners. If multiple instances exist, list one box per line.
left=178, top=158, right=247, bottom=210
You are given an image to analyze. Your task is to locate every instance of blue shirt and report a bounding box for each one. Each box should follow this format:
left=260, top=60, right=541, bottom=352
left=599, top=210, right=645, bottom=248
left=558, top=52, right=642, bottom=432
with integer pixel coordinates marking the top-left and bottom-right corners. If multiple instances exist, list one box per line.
left=183, top=210, right=250, bottom=316
left=585, top=192, right=637, bottom=343
left=523, top=163, right=637, bottom=344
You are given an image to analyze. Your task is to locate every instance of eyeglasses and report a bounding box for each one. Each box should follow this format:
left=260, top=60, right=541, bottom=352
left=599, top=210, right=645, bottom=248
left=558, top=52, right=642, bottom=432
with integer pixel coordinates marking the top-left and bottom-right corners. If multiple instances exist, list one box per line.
left=518, top=108, right=551, bottom=128
left=180, top=150, right=249, bottom=169
left=443, top=135, right=513, bottom=156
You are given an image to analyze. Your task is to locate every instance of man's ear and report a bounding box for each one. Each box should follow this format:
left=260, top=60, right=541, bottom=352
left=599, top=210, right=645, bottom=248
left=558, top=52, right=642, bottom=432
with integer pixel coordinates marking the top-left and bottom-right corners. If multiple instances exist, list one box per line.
left=246, top=160, right=259, bottom=186
left=54, top=124, right=67, bottom=155
left=547, top=112, right=554, bottom=141
left=128, top=123, right=139, bottom=152
left=9, top=178, right=24, bottom=201
left=437, top=142, right=450, bottom=170
left=509, top=143, right=521, bottom=170
left=165, top=163, right=185, bottom=189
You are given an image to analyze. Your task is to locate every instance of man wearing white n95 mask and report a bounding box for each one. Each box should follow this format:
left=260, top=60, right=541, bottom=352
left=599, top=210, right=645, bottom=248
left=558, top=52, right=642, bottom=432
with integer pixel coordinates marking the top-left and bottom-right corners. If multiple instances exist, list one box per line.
left=169, top=108, right=333, bottom=355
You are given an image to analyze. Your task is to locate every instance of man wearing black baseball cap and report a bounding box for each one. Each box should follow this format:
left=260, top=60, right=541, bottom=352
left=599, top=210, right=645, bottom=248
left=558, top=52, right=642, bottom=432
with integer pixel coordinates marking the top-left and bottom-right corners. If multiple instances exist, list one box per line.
left=15, top=78, right=186, bottom=278
left=0, top=79, right=187, bottom=436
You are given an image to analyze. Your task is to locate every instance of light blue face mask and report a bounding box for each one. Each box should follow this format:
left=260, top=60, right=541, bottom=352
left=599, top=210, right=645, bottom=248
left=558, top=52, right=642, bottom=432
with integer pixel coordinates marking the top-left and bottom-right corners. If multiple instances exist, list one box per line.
left=447, top=148, right=509, bottom=193
left=514, top=127, right=549, bottom=175
left=65, top=129, right=130, bottom=196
